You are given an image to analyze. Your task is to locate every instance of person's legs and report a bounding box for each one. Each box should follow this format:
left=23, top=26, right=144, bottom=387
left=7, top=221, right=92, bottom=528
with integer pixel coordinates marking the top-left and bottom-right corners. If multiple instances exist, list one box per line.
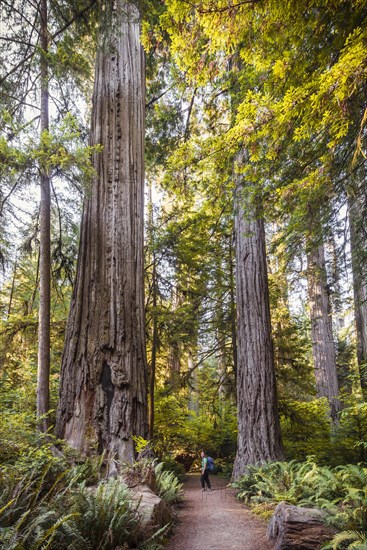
left=200, top=473, right=205, bottom=489
left=204, top=470, right=211, bottom=490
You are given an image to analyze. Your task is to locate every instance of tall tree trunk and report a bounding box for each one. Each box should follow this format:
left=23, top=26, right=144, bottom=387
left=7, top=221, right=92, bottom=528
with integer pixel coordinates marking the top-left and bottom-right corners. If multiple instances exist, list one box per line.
left=348, top=191, right=367, bottom=396
left=168, top=285, right=181, bottom=389
left=7, top=253, right=17, bottom=318
left=229, top=230, right=238, bottom=382
left=37, top=0, right=50, bottom=434
left=148, top=185, right=158, bottom=440
left=306, top=240, right=340, bottom=420
left=187, top=349, right=199, bottom=413
left=56, top=2, right=148, bottom=465
left=232, top=151, right=283, bottom=480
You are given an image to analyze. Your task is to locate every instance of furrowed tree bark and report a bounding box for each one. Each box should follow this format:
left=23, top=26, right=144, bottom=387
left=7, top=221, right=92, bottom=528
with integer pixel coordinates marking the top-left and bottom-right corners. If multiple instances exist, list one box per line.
left=56, top=1, right=148, bottom=465
left=348, top=190, right=367, bottom=397
left=37, top=0, right=51, bottom=434
left=232, top=150, right=283, bottom=480
left=306, top=240, right=340, bottom=421
left=229, top=231, right=238, bottom=382
left=148, top=185, right=158, bottom=440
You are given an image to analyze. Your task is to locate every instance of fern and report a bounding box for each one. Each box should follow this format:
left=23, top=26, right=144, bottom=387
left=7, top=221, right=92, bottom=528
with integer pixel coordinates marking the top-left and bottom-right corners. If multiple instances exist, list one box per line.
left=322, top=529, right=367, bottom=549
left=155, top=462, right=183, bottom=505
left=139, top=521, right=172, bottom=550
left=66, top=478, right=141, bottom=549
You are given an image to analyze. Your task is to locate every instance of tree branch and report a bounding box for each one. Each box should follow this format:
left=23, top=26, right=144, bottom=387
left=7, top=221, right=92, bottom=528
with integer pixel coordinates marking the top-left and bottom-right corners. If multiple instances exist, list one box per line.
left=0, top=0, right=98, bottom=86
left=183, top=0, right=260, bottom=14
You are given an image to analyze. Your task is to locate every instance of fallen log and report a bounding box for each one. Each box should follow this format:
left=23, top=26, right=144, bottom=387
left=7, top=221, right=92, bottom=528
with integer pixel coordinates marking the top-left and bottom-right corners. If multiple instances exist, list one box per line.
left=267, top=501, right=335, bottom=550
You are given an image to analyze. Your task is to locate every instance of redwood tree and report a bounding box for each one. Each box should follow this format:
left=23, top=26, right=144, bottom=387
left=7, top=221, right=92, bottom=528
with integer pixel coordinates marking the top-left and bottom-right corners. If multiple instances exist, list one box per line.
left=306, top=238, right=341, bottom=421
left=37, top=0, right=51, bottom=434
left=56, top=1, right=148, bottom=465
left=349, top=187, right=367, bottom=397
left=232, top=151, right=284, bottom=480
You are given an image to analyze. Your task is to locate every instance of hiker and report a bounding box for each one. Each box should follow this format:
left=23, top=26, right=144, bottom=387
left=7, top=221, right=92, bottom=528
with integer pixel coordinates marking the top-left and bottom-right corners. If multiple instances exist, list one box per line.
left=200, top=451, right=212, bottom=492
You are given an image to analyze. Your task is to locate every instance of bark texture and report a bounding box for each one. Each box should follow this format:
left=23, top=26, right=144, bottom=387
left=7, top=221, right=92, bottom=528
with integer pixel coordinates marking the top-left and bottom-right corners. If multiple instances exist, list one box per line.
left=349, top=192, right=367, bottom=396
left=56, top=2, right=148, bottom=464
left=232, top=151, right=283, bottom=480
left=267, top=502, right=334, bottom=550
left=37, top=0, right=50, bottom=433
left=306, top=241, right=340, bottom=421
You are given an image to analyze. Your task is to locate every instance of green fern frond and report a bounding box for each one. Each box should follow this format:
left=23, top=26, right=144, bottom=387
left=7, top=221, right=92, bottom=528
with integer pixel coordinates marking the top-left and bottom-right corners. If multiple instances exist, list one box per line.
left=155, top=463, right=183, bottom=504
left=322, top=529, right=367, bottom=549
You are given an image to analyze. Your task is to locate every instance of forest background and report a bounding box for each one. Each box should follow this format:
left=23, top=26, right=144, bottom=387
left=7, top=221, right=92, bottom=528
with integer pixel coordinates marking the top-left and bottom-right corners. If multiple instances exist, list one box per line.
left=1, top=0, right=367, bottom=536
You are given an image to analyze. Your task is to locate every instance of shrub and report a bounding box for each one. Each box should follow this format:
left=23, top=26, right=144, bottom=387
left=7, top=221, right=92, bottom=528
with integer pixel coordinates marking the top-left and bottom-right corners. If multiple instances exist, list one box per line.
left=233, top=460, right=367, bottom=550
left=65, top=479, right=141, bottom=549
left=0, top=465, right=76, bottom=549
left=154, top=462, right=183, bottom=505
left=159, top=456, right=186, bottom=482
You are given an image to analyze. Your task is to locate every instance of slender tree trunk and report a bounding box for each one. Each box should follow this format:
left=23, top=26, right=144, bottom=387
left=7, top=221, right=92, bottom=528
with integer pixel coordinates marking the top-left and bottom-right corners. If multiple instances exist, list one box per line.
left=168, top=286, right=181, bottom=389
left=56, top=2, right=148, bottom=466
left=348, top=192, right=367, bottom=396
left=149, top=280, right=157, bottom=439
left=232, top=150, right=283, bottom=480
left=229, top=231, right=238, bottom=381
left=187, top=349, right=199, bottom=413
left=37, top=0, right=50, bottom=434
left=7, top=254, right=17, bottom=318
left=306, top=240, right=340, bottom=420
left=148, top=187, right=158, bottom=439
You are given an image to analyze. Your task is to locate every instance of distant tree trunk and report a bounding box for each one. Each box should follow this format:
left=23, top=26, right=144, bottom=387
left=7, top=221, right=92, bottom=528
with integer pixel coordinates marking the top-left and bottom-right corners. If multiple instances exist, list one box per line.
left=148, top=186, right=158, bottom=440
left=232, top=150, right=283, bottom=480
left=7, top=254, right=17, bottom=318
left=56, top=2, right=148, bottom=466
left=229, top=231, right=238, bottom=382
left=187, top=349, right=199, bottom=413
left=148, top=259, right=158, bottom=440
left=37, top=0, right=50, bottom=434
left=168, top=286, right=181, bottom=389
left=306, top=240, right=340, bottom=420
left=348, top=191, right=367, bottom=397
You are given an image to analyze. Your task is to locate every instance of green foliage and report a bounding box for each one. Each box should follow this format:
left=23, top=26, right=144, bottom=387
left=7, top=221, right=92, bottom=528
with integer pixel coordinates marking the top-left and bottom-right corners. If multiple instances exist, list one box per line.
left=322, top=469, right=367, bottom=549
left=0, top=463, right=76, bottom=549
left=233, top=460, right=339, bottom=506
left=280, top=398, right=333, bottom=463
left=0, top=453, right=175, bottom=550
left=154, top=462, right=183, bottom=505
left=158, top=456, right=186, bottom=482
left=233, top=460, right=367, bottom=549
left=332, top=399, right=367, bottom=464
left=66, top=479, right=141, bottom=549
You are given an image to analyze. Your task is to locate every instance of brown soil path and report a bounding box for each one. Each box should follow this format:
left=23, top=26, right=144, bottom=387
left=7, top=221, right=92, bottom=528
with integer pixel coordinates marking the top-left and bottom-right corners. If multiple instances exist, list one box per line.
left=166, top=474, right=274, bottom=550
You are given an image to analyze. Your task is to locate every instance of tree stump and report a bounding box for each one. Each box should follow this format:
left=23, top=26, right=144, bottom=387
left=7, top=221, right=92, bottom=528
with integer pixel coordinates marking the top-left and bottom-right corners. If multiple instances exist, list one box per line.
left=267, top=501, right=335, bottom=550
left=132, top=484, right=172, bottom=537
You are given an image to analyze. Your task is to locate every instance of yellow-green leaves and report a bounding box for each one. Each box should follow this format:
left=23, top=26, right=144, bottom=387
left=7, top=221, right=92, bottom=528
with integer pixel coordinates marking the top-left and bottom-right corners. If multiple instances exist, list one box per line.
left=29, top=114, right=101, bottom=185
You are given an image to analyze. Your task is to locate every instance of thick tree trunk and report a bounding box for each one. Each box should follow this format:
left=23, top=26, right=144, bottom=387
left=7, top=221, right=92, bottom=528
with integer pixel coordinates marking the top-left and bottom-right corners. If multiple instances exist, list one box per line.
left=37, top=0, right=50, bottom=434
left=348, top=192, right=367, bottom=396
left=56, top=2, right=148, bottom=465
left=232, top=151, right=283, bottom=480
left=306, top=241, right=340, bottom=421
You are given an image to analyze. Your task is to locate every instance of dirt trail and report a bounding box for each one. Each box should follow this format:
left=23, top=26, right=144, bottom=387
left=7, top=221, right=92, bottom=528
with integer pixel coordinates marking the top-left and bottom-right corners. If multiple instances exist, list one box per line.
left=166, top=474, right=274, bottom=550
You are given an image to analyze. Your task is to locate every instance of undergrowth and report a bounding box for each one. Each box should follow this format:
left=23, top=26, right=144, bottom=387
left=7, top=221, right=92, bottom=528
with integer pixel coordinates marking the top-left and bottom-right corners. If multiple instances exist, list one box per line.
left=232, top=460, right=367, bottom=550
left=0, top=448, right=182, bottom=549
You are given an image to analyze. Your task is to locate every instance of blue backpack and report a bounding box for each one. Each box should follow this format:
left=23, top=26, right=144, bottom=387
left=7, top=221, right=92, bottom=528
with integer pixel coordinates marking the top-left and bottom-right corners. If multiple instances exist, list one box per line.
left=207, top=456, right=215, bottom=472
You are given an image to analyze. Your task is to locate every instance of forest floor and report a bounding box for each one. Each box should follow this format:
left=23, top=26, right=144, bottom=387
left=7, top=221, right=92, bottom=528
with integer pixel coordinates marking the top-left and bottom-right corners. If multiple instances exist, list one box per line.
left=165, top=473, right=274, bottom=550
